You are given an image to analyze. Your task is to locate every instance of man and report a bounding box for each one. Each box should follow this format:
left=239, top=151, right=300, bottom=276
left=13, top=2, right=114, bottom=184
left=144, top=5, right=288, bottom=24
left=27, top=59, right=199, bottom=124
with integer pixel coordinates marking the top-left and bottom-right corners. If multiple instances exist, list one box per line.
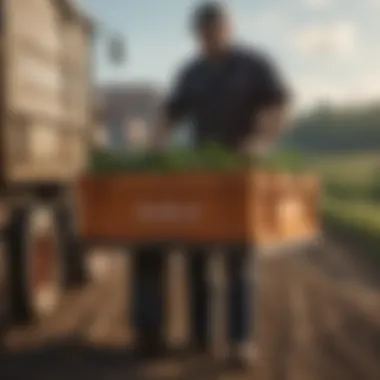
left=151, top=1, right=290, bottom=366
left=153, top=2, right=290, bottom=154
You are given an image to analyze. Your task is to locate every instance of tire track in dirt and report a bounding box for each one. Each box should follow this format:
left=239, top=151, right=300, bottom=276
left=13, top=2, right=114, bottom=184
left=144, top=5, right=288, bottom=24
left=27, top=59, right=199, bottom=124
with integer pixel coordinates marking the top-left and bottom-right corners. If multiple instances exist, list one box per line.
left=4, top=284, right=102, bottom=349
left=287, top=279, right=318, bottom=380
left=295, top=250, right=380, bottom=380
left=259, top=257, right=295, bottom=380
left=1, top=243, right=380, bottom=380
left=81, top=253, right=131, bottom=347
left=259, top=241, right=380, bottom=380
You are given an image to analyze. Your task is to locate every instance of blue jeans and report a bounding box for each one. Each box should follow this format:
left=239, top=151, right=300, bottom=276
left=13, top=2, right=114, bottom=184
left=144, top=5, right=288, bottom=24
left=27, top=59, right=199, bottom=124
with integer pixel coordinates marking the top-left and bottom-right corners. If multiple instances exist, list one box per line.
left=189, top=254, right=208, bottom=348
left=189, top=252, right=255, bottom=347
left=228, top=254, right=255, bottom=344
left=131, top=252, right=163, bottom=341
left=132, top=278, right=162, bottom=330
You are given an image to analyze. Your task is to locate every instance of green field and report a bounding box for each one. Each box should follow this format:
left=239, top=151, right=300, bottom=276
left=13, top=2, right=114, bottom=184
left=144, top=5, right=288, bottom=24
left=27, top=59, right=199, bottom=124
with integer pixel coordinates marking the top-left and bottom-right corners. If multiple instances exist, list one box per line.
left=308, top=152, right=380, bottom=255
left=306, top=152, right=380, bottom=202
left=323, top=198, right=380, bottom=234
left=307, top=152, right=380, bottom=182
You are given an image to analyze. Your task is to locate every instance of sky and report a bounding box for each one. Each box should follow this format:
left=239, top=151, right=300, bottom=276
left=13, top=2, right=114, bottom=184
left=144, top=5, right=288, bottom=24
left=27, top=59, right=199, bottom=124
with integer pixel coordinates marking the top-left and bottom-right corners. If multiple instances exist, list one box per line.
left=80, top=0, right=380, bottom=111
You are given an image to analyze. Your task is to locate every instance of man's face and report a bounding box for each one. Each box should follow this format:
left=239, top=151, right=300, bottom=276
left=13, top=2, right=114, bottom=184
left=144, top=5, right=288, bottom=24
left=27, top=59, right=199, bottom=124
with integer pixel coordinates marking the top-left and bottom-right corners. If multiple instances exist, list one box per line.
left=197, top=17, right=232, bottom=56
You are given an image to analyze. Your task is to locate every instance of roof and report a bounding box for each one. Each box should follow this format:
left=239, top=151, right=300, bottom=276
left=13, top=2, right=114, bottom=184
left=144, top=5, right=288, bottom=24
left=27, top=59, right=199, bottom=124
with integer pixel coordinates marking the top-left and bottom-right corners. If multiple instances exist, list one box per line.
left=56, top=0, right=94, bottom=34
left=97, top=83, right=164, bottom=126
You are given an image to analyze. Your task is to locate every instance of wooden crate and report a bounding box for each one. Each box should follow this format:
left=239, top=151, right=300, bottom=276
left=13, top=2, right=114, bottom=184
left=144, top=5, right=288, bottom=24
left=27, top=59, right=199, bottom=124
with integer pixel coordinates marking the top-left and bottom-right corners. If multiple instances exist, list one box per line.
left=76, top=171, right=320, bottom=245
left=0, top=0, right=93, bottom=185
left=273, top=174, right=320, bottom=242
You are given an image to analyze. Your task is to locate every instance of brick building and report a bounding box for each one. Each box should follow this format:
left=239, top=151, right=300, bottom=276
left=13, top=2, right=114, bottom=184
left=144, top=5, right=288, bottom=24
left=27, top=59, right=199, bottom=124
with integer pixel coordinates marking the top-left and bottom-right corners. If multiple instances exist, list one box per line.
left=97, top=84, right=163, bottom=149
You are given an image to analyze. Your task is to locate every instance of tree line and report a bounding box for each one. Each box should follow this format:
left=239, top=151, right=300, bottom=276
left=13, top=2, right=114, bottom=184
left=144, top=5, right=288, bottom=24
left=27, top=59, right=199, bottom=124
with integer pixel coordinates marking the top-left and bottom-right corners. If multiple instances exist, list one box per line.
left=283, top=102, right=380, bottom=152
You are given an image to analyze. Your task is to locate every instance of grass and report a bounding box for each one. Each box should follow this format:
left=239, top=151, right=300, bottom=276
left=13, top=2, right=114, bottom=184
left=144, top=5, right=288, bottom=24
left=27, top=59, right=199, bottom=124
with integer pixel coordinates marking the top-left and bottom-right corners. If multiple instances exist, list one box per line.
left=307, top=152, right=380, bottom=184
left=305, top=151, right=380, bottom=201
left=298, top=152, right=380, bottom=259
left=307, top=152, right=380, bottom=258
left=323, top=197, right=380, bottom=261
left=323, top=198, right=380, bottom=235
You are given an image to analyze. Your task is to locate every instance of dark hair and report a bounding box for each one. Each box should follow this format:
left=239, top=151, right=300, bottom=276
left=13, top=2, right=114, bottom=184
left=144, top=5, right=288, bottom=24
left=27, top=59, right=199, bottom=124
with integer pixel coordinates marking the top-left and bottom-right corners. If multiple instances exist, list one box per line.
left=192, top=2, right=226, bottom=32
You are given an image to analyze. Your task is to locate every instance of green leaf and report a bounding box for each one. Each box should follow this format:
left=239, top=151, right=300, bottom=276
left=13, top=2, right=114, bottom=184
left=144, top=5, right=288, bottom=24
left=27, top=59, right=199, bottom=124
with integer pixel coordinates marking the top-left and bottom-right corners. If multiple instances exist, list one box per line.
left=88, top=146, right=307, bottom=175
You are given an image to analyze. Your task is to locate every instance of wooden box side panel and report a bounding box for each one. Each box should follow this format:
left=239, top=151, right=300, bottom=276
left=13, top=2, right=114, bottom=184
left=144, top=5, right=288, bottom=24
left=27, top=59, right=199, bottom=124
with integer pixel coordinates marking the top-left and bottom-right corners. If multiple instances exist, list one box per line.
left=247, top=173, right=279, bottom=246
left=77, top=173, right=253, bottom=244
left=247, top=173, right=322, bottom=247
left=297, top=175, right=322, bottom=237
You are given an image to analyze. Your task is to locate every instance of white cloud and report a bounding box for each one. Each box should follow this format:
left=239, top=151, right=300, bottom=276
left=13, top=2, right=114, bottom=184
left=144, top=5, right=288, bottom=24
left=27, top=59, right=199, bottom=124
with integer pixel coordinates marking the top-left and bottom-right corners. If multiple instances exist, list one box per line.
left=254, top=11, right=286, bottom=29
left=347, top=73, right=380, bottom=103
left=293, top=79, right=341, bottom=110
left=237, top=9, right=288, bottom=33
left=292, top=22, right=357, bottom=57
left=294, top=71, right=380, bottom=111
left=302, top=0, right=332, bottom=10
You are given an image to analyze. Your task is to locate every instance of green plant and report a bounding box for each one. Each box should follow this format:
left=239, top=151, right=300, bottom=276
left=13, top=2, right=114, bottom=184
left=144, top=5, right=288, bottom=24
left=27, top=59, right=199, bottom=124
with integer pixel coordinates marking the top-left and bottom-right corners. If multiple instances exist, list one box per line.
left=88, top=145, right=307, bottom=175
left=371, top=167, right=380, bottom=201
left=323, top=198, right=380, bottom=262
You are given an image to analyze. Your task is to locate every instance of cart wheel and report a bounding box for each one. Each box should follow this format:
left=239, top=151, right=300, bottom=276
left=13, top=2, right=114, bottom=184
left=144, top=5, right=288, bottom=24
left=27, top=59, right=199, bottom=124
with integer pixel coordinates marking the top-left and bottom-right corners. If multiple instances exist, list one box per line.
left=54, top=199, right=87, bottom=289
left=26, top=206, right=61, bottom=318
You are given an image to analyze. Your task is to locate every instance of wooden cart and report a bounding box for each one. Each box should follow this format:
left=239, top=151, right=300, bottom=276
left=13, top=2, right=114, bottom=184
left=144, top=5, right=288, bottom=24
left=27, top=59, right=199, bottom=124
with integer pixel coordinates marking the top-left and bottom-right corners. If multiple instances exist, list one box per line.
left=0, top=0, right=94, bottom=324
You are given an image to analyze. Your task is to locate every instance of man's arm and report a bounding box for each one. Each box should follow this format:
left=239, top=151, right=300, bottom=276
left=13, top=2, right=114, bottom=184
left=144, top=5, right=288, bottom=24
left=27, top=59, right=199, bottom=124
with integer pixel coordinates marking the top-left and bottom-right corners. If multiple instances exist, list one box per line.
left=248, top=104, right=291, bottom=154
left=241, top=54, right=291, bottom=156
left=151, top=67, right=192, bottom=151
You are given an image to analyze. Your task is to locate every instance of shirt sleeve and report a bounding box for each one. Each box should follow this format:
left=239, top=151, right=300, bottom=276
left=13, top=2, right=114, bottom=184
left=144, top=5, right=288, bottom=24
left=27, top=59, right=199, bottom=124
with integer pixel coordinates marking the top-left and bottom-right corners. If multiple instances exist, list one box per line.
left=253, top=54, right=290, bottom=109
left=163, top=66, right=192, bottom=123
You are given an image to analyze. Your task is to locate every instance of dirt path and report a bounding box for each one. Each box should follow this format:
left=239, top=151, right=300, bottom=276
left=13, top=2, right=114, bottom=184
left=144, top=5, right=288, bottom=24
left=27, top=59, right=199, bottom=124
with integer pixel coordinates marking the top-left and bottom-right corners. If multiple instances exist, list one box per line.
left=1, top=243, right=380, bottom=380
left=259, top=249, right=380, bottom=380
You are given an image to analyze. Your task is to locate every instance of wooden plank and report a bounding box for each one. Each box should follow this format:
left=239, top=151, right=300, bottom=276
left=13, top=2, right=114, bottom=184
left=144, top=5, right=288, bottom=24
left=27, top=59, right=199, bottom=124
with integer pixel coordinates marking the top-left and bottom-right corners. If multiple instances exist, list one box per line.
left=165, top=249, right=190, bottom=349
left=207, top=249, right=228, bottom=358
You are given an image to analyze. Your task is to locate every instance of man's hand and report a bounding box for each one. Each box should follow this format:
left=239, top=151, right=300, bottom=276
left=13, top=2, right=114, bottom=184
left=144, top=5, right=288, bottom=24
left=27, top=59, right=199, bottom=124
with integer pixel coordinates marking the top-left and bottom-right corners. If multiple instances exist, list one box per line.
left=240, top=105, right=290, bottom=158
left=256, top=105, right=290, bottom=140
left=239, top=139, right=270, bottom=158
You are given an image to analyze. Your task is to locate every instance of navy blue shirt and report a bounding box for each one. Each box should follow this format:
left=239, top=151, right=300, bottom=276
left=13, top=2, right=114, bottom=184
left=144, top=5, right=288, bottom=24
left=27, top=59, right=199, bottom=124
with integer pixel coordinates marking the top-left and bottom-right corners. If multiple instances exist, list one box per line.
left=164, top=47, right=289, bottom=149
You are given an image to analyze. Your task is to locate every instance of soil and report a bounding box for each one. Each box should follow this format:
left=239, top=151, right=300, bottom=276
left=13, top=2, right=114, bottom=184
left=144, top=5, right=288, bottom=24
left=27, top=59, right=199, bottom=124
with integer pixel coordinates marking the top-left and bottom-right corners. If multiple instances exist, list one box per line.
left=1, top=242, right=380, bottom=380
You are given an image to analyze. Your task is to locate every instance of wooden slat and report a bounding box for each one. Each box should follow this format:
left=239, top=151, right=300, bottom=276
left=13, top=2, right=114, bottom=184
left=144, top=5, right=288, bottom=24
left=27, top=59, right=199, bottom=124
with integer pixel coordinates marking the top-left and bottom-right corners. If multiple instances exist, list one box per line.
left=207, top=250, right=228, bottom=358
left=165, top=249, right=190, bottom=349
